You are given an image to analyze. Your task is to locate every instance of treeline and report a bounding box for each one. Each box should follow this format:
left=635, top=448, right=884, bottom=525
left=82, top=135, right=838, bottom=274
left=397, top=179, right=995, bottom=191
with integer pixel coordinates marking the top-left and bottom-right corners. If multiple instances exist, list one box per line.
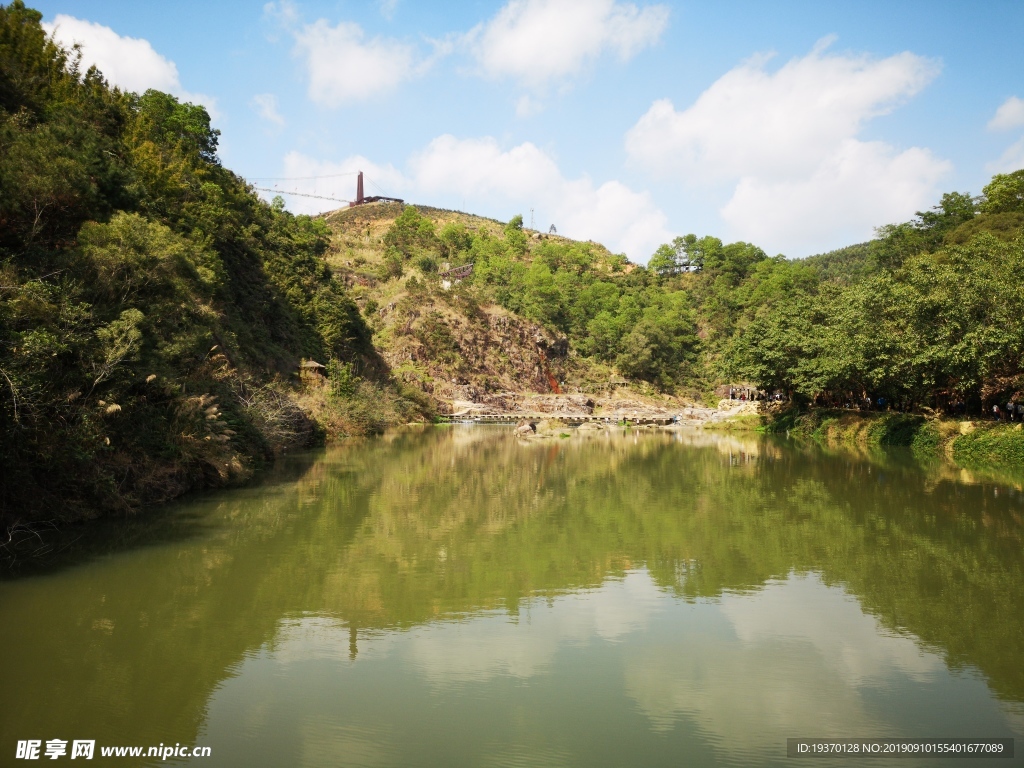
left=303, top=189, right=1024, bottom=436
left=376, top=171, right=1024, bottom=413
left=726, top=175, right=1024, bottom=411
left=0, top=2, right=415, bottom=523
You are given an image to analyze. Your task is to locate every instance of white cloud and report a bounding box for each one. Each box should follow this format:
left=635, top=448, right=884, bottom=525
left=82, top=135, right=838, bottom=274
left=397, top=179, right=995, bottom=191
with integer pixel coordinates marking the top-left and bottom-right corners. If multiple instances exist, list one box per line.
left=268, top=137, right=672, bottom=262
left=721, top=140, right=950, bottom=254
left=468, top=0, right=669, bottom=86
left=411, top=135, right=563, bottom=200
left=988, top=96, right=1024, bottom=132
left=263, top=0, right=300, bottom=29
left=407, top=571, right=663, bottom=686
left=410, top=135, right=673, bottom=259
left=42, top=15, right=218, bottom=118
left=251, top=93, right=285, bottom=127
left=627, top=41, right=938, bottom=181
left=624, top=574, right=942, bottom=750
left=293, top=19, right=423, bottom=107
left=987, top=97, right=1024, bottom=174
left=719, top=573, right=940, bottom=687
left=625, top=40, right=948, bottom=255
left=986, top=136, right=1024, bottom=175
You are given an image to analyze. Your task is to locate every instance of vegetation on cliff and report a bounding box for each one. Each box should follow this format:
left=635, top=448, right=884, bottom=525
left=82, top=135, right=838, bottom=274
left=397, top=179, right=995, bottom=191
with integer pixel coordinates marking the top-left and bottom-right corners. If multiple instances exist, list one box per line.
left=322, top=203, right=701, bottom=402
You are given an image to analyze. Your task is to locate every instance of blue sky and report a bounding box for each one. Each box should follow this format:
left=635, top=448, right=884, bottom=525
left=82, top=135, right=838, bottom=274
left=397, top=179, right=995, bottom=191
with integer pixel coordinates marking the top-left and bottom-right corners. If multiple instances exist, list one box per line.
left=34, top=0, right=1024, bottom=261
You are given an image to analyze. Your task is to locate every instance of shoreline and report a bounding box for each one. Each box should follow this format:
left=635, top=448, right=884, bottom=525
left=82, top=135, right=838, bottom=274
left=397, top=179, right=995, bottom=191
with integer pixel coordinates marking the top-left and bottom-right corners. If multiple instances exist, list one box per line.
left=763, top=408, right=1024, bottom=485
left=7, top=399, right=1023, bottom=544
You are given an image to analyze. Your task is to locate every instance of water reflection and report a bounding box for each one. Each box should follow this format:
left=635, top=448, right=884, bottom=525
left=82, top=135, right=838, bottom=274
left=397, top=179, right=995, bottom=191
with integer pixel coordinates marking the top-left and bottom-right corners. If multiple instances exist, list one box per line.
left=404, top=571, right=664, bottom=687
left=625, top=575, right=944, bottom=752
left=198, top=571, right=1018, bottom=767
left=1, top=427, right=1022, bottom=766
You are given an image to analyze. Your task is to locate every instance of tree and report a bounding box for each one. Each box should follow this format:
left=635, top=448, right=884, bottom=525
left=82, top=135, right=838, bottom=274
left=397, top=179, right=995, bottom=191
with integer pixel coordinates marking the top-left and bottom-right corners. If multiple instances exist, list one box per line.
left=438, top=222, right=472, bottom=261
left=615, top=292, right=698, bottom=387
left=980, top=170, right=1024, bottom=214
left=383, top=205, right=438, bottom=257
left=504, top=214, right=528, bottom=255
left=677, top=234, right=722, bottom=271
left=648, top=243, right=680, bottom=276
left=917, top=191, right=978, bottom=230
left=132, top=89, right=220, bottom=164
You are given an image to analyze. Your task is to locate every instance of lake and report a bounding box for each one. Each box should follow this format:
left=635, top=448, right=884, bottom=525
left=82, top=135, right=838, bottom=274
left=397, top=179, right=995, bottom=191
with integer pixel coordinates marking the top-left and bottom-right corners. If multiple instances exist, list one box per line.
left=2, top=426, right=1022, bottom=766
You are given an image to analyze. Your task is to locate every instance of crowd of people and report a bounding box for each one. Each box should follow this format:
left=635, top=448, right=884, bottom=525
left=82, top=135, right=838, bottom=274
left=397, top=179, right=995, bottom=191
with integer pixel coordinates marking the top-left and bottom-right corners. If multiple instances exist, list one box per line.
left=726, top=387, right=1024, bottom=420
left=727, top=389, right=787, bottom=402
left=804, top=391, right=1024, bottom=420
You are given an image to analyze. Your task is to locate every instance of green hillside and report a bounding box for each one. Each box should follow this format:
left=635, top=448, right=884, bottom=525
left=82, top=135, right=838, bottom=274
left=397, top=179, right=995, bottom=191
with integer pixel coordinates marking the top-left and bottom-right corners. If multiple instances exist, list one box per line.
left=0, top=2, right=426, bottom=524
left=3, top=0, right=1024, bottom=528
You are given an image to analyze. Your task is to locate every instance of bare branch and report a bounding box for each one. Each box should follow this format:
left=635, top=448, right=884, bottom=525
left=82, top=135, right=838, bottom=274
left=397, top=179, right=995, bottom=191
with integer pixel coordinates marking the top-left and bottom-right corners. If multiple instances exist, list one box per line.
left=0, top=366, right=20, bottom=424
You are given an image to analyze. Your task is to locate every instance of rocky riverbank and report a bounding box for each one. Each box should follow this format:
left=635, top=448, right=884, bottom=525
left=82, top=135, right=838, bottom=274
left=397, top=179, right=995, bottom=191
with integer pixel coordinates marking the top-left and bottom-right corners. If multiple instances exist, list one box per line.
left=446, top=392, right=761, bottom=429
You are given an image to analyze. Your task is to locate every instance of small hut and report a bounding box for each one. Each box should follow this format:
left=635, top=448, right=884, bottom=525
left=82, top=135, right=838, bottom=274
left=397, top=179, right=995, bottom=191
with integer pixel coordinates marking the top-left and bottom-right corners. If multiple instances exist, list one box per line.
left=299, top=359, right=326, bottom=382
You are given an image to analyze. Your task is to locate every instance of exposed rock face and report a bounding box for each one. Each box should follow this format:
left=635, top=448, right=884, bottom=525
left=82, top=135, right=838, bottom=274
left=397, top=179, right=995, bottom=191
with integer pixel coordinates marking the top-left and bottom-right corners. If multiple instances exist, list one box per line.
left=321, top=206, right=616, bottom=414
left=373, top=299, right=575, bottom=403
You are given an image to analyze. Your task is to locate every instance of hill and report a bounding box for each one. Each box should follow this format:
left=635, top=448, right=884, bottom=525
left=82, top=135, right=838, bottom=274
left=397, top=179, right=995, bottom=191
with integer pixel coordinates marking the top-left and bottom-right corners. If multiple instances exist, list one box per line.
left=322, top=204, right=612, bottom=402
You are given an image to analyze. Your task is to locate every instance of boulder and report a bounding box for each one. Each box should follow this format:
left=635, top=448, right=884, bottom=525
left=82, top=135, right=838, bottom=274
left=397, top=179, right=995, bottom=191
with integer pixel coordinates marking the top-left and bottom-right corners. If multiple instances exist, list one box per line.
left=515, top=421, right=536, bottom=435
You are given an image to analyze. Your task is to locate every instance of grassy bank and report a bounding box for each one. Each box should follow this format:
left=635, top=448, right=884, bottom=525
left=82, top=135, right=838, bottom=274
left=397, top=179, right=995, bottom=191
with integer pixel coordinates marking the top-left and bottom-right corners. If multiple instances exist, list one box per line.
left=703, top=413, right=763, bottom=431
left=952, top=424, right=1024, bottom=484
left=764, top=408, right=1024, bottom=480
left=809, top=411, right=943, bottom=456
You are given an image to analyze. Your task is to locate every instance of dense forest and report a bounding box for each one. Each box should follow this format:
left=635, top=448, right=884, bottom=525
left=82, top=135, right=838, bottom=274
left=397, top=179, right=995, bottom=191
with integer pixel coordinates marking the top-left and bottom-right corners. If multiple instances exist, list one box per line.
left=2, top=0, right=1023, bottom=526
left=0, top=1, right=426, bottom=524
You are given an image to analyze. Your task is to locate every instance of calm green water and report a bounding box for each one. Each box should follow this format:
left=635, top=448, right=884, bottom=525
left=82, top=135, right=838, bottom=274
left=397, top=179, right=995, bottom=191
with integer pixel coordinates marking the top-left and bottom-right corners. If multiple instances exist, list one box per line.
left=2, top=427, right=1023, bottom=767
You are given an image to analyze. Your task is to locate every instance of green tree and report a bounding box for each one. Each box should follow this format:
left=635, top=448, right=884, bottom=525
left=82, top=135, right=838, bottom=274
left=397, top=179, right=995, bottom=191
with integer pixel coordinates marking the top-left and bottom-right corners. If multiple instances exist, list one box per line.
left=648, top=243, right=679, bottom=276
left=438, top=222, right=472, bottom=261
left=980, top=170, right=1024, bottom=214
left=503, top=214, right=528, bottom=256
left=383, top=206, right=438, bottom=257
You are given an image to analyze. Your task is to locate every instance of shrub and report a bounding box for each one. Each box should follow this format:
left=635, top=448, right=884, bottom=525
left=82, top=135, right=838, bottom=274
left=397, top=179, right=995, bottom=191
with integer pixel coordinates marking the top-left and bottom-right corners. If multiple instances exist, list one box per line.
left=326, top=360, right=358, bottom=399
